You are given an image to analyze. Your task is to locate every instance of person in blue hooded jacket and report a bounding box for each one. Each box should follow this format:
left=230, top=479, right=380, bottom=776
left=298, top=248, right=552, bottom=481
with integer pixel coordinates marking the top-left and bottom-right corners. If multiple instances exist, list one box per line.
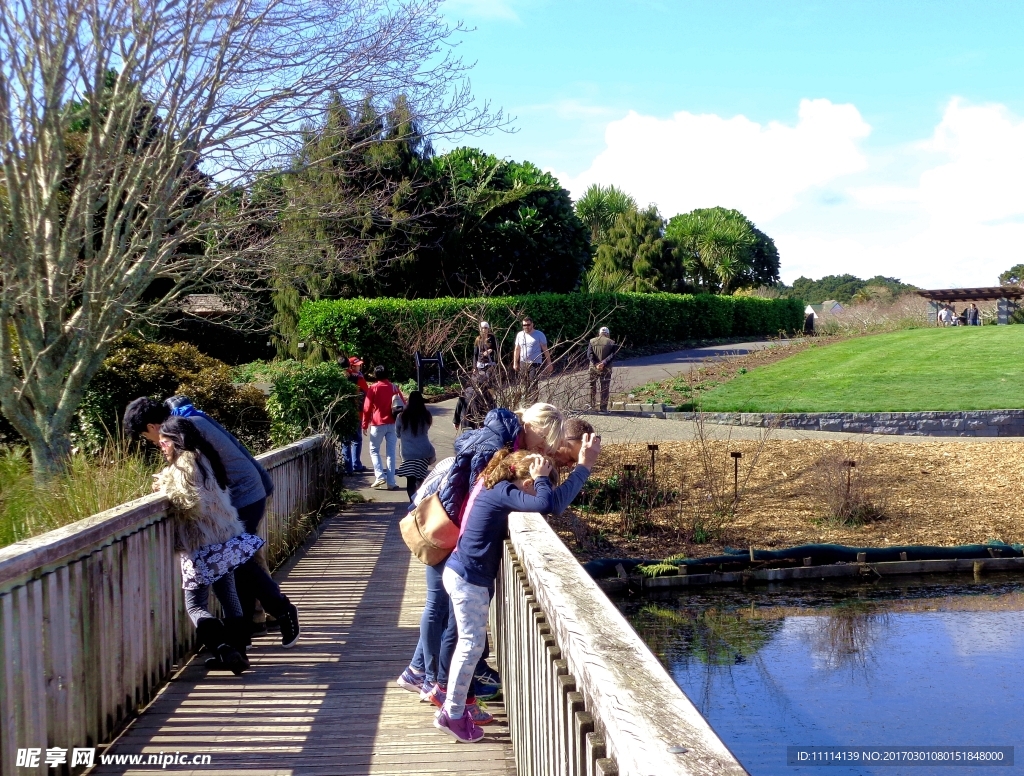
left=395, top=403, right=566, bottom=716
left=124, top=396, right=300, bottom=651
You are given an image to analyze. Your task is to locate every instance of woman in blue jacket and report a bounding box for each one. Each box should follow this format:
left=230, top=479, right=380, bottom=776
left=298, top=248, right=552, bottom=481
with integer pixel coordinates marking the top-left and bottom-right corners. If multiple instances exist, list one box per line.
left=396, top=403, right=565, bottom=717
left=435, top=434, right=600, bottom=742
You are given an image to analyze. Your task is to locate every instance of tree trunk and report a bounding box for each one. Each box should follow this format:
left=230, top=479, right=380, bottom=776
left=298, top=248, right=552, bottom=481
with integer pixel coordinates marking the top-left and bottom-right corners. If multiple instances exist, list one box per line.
left=28, top=431, right=73, bottom=485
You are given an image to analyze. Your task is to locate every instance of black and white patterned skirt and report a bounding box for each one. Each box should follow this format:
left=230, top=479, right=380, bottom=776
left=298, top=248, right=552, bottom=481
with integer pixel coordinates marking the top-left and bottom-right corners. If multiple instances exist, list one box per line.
left=395, top=457, right=431, bottom=480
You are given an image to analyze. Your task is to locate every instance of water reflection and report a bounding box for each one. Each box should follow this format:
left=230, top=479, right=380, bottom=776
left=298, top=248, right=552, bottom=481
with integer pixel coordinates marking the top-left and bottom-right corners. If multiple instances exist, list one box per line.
left=809, top=604, right=890, bottom=672
left=634, top=605, right=783, bottom=666
left=621, top=575, right=1024, bottom=775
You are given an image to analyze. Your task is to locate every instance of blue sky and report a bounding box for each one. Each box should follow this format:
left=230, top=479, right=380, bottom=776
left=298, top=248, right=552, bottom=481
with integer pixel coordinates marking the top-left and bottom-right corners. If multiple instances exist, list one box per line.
left=439, top=0, right=1024, bottom=287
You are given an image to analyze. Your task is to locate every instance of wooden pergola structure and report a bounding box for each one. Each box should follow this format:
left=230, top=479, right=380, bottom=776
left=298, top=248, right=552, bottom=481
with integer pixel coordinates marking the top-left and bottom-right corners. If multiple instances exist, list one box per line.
left=917, top=286, right=1023, bottom=324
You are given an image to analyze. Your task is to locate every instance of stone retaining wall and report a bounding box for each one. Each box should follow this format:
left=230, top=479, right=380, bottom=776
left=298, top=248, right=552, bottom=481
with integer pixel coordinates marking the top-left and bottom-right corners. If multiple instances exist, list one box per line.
left=607, top=403, right=1024, bottom=437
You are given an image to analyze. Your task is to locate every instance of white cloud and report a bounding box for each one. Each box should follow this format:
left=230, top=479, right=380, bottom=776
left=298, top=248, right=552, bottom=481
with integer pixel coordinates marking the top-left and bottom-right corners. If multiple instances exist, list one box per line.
left=561, top=99, right=871, bottom=221
left=561, top=97, right=1024, bottom=288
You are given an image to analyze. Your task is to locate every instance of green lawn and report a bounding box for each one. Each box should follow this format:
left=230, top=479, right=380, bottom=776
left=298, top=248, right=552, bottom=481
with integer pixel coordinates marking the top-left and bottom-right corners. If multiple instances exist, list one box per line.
left=699, top=326, right=1024, bottom=412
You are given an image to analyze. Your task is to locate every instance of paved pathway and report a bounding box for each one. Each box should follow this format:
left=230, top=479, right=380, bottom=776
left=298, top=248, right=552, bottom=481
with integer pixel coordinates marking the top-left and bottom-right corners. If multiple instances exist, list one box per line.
left=93, top=502, right=515, bottom=775
left=610, top=339, right=788, bottom=393
left=364, top=343, right=1024, bottom=454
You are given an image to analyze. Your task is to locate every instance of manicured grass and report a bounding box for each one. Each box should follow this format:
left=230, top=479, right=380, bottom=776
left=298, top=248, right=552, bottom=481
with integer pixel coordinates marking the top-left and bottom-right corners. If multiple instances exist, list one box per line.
left=699, top=326, right=1024, bottom=412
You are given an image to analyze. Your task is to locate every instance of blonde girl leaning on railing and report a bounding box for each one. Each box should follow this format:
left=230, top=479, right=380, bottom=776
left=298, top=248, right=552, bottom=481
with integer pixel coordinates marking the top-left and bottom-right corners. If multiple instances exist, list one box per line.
left=154, top=417, right=263, bottom=675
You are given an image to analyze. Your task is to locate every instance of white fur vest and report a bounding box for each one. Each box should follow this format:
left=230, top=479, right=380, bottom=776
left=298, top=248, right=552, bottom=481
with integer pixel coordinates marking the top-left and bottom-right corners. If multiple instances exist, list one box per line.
left=154, top=451, right=245, bottom=554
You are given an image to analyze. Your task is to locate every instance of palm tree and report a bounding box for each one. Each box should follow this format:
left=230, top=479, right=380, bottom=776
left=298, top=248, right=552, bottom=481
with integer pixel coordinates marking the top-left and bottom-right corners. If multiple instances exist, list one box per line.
left=666, top=208, right=755, bottom=293
left=574, top=184, right=637, bottom=245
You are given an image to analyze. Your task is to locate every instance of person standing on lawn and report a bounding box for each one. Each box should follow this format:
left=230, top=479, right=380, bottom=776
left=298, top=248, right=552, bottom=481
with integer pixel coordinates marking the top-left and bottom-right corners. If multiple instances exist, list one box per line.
left=473, top=321, right=499, bottom=375
left=512, top=317, right=552, bottom=403
left=967, top=303, right=981, bottom=326
left=587, top=326, right=618, bottom=412
left=363, top=365, right=406, bottom=491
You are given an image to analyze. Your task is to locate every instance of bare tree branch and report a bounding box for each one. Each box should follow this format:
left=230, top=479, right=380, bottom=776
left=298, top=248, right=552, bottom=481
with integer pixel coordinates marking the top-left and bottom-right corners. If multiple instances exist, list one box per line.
left=0, top=0, right=503, bottom=476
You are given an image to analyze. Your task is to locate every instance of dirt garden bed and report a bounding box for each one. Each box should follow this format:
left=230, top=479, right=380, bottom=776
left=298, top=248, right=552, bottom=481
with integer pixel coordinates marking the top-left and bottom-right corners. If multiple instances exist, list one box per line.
left=551, top=439, right=1024, bottom=563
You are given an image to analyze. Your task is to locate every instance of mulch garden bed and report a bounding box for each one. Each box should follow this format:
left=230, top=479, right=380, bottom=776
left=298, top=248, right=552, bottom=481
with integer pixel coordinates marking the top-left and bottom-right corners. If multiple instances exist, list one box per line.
left=551, top=440, right=1024, bottom=563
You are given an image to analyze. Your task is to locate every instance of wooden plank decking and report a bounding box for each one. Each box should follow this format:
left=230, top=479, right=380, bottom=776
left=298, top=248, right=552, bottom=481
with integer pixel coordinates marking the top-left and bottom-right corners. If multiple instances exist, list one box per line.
left=91, top=502, right=516, bottom=775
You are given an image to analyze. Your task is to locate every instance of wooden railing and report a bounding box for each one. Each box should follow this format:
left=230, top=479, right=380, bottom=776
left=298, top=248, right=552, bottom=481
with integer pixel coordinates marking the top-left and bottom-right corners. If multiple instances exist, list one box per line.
left=0, top=435, right=333, bottom=776
left=495, top=511, right=748, bottom=776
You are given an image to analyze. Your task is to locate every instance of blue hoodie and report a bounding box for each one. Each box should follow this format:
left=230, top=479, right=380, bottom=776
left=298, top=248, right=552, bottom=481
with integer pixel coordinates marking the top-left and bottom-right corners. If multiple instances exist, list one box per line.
left=165, top=396, right=274, bottom=501
left=433, top=408, right=521, bottom=523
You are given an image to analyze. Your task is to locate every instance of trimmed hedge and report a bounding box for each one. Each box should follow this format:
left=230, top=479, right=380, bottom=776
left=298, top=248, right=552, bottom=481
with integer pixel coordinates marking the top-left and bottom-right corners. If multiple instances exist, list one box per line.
left=298, top=292, right=804, bottom=379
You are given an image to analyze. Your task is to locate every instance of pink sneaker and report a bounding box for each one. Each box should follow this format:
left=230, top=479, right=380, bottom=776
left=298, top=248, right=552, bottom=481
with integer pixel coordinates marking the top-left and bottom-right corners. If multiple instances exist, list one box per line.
left=425, top=683, right=447, bottom=708
left=434, top=709, right=484, bottom=743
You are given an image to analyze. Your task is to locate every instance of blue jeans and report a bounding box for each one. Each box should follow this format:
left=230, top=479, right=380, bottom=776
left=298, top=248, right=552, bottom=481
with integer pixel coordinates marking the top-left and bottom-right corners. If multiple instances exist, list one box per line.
left=410, top=559, right=449, bottom=684
left=368, top=423, right=397, bottom=487
left=342, top=432, right=363, bottom=473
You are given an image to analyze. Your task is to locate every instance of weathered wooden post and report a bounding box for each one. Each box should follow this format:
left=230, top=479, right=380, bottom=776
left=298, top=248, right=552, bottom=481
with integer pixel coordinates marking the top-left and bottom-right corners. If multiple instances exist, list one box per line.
left=730, top=452, right=742, bottom=504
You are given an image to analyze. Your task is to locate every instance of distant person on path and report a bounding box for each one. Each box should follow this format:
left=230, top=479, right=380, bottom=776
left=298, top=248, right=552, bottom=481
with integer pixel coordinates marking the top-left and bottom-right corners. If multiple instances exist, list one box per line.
left=363, top=365, right=406, bottom=490
left=967, top=303, right=981, bottom=326
left=513, top=317, right=552, bottom=403
left=395, top=391, right=436, bottom=501
left=938, top=305, right=953, bottom=326
left=125, top=397, right=301, bottom=650
left=587, top=326, right=618, bottom=412
left=453, top=374, right=496, bottom=432
left=434, top=435, right=600, bottom=743
left=338, top=356, right=369, bottom=474
left=153, top=416, right=262, bottom=675
left=473, top=321, right=498, bottom=375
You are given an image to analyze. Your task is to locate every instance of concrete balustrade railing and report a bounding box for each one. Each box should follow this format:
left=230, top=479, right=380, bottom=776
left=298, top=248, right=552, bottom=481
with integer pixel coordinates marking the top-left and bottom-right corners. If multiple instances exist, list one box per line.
left=495, top=511, right=748, bottom=776
left=0, top=435, right=333, bottom=776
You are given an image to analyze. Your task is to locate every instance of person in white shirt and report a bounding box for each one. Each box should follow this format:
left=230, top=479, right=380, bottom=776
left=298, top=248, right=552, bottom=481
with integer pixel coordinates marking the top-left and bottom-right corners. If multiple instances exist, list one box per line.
left=512, top=317, right=552, bottom=402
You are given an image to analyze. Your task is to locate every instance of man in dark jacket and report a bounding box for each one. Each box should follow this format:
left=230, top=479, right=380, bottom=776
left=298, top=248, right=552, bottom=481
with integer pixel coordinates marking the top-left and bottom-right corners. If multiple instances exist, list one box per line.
left=587, top=326, right=618, bottom=412
left=124, top=396, right=300, bottom=649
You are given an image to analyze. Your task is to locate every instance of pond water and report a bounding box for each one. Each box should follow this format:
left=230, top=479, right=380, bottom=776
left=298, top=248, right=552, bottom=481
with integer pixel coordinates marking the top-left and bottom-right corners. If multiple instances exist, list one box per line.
left=619, top=575, right=1024, bottom=775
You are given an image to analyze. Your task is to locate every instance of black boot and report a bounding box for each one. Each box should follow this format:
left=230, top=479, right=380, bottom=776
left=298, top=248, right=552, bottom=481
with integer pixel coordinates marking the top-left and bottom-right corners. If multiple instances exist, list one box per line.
left=224, top=617, right=252, bottom=668
left=198, top=618, right=248, bottom=675
left=195, top=617, right=227, bottom=653
left=276, top=597, right=301, bottom=649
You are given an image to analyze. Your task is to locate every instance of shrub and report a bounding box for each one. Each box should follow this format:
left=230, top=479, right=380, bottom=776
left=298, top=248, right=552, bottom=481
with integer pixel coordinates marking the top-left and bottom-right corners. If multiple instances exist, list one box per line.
left=0, top=444, right=154, bottom=548
left=298, top=292, right=805, bottom=379
left=809, top=447, right=889, bottom=526
left=78, top=336, right=271, bottom=452
left=264, top=361, right=359, bottom=446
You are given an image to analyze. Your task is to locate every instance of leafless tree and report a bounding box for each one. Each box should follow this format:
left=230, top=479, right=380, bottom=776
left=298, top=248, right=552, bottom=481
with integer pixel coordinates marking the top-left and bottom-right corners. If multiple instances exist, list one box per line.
left=0, top=0, right=502, bottom=477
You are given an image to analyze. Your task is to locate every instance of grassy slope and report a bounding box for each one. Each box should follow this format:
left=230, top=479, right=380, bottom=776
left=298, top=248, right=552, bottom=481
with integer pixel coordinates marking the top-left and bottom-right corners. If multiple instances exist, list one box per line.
left=699, top=326, right=1024, bottom=412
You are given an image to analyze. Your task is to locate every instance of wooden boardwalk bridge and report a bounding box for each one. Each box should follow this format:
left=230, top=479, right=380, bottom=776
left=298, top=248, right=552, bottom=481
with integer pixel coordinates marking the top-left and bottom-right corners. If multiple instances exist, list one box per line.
left=91, top=502, right=515, bottom=775
left=1, top=436, right=744, bottom=776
